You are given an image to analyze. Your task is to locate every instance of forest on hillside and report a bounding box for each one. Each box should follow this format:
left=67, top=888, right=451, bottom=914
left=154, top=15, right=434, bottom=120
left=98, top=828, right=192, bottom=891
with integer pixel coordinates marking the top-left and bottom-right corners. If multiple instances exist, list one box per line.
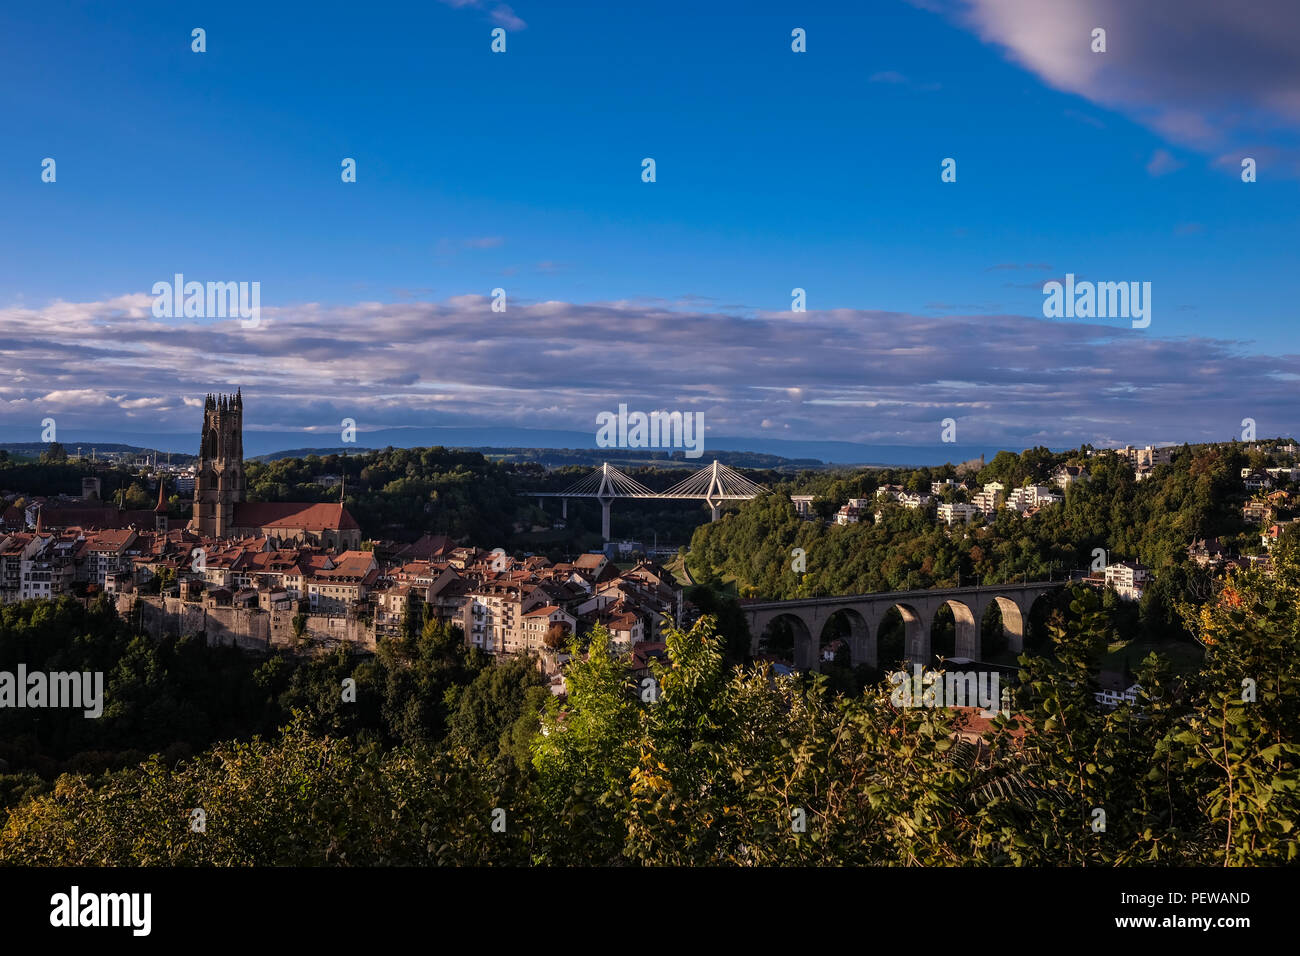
left=686, top=443, right=1269, bottom=646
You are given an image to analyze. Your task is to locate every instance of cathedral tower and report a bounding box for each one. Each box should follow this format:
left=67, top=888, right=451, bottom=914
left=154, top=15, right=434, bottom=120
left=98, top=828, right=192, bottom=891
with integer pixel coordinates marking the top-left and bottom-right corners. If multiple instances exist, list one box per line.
left=191, top=389, right=245, bottom=538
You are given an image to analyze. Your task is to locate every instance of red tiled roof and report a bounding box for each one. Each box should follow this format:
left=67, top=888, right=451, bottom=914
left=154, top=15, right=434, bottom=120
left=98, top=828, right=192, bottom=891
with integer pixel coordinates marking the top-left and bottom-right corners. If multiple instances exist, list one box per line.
left=524, top=604, right=564, bottom=617
left=232, top=502, right=360, bottom=532
left=83, top=529, right=138, bottom=551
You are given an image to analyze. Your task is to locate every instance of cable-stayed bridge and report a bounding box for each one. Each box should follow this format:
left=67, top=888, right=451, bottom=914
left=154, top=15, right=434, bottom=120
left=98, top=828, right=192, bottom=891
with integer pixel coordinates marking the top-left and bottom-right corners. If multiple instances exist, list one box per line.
left=523, top=460, right=767, bottom=540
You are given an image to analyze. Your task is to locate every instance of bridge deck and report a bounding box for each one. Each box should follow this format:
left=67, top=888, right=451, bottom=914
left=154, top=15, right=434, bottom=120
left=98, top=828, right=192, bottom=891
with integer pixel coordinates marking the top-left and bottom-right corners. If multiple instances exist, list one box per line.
left=525, top=491, right=757, bottom=499
left=741, top=581, right=1061, bottom=611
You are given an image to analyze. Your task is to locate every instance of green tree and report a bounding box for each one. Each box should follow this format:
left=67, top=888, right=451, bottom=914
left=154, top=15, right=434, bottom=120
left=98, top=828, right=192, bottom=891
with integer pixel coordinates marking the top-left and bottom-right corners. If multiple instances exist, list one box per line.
left=446, top=656, right=548, bottom=770
left=38, top=443, right=67, bottom=464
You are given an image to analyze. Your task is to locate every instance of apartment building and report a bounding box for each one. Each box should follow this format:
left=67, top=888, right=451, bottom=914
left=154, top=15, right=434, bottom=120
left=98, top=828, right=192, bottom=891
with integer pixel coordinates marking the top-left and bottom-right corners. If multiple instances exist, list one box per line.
left=1007, top=484, right=1062, bottom=512
left=520, top=604, right=579, bottom=654
left=465, top=579, right=528, bottom=654
left=971, top=483, right=1005, bottom=514
left=1104, top=561, right=1150, bottom=601
left=937, top=502, right=979, bottom=525
left=78, top=530, right=139, bottom=588
left=306, top=550, right=380, bottom=614
left=1121, top=445, right=1175, bottom=468
left=0, top=534, right=46, bottom=602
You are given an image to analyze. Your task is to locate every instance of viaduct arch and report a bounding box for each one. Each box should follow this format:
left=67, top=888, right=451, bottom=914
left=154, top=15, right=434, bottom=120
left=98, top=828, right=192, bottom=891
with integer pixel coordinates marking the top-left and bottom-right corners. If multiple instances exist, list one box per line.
left=743, top=582, right=1060, bottom=672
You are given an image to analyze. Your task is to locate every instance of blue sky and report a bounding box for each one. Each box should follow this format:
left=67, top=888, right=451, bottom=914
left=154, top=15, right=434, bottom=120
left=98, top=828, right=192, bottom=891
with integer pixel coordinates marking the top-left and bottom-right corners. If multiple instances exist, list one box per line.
left=2, top=0, right=1299, bottom=459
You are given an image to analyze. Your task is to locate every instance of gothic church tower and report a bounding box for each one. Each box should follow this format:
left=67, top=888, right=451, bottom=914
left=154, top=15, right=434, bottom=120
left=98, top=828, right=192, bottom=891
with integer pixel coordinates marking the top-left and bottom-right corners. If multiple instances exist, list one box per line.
left=191, top=390, right=245, bottom=538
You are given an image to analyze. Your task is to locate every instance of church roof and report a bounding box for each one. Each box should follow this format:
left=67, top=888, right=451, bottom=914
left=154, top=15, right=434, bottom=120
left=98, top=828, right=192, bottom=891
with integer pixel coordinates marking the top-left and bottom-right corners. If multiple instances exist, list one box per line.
left=232, top=501, right=361, bottom=532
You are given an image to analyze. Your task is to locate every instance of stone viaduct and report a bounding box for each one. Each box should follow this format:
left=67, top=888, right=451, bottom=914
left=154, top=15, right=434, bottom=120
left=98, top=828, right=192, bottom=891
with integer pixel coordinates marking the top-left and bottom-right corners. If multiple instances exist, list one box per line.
left=742, top=581, right=1062, bottom=671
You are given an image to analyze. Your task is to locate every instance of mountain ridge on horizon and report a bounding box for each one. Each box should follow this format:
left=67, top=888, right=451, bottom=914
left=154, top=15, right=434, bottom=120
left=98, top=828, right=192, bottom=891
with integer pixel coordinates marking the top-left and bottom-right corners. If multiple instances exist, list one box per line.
left=0, top=423, right=1006, bottom=468
left=3, top=425, right=1228, bottom=470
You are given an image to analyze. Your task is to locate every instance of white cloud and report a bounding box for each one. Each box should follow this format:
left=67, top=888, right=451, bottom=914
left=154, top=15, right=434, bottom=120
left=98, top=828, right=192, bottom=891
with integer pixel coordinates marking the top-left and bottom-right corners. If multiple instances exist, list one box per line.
left=437, top=0, right=527, bottom=30
left=917, top=0, right=1300, bottom=165
left=2, top=292, right=1298, bottom=449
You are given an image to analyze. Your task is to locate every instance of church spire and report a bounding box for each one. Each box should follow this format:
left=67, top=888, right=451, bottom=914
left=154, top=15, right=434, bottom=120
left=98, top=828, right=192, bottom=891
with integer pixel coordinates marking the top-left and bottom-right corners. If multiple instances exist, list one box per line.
left=155, top=478, right=167, bottom=512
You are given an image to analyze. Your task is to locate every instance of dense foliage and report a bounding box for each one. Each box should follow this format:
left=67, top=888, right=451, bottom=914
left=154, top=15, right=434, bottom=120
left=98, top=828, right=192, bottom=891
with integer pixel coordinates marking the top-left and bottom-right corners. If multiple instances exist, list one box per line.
left=240, top=446, right=750, bottom=553
left=0, top=599, right=543, bottom=821
left=245, top=447, right=521, bottom=544
left=2, top=562, right=1296, bottom=864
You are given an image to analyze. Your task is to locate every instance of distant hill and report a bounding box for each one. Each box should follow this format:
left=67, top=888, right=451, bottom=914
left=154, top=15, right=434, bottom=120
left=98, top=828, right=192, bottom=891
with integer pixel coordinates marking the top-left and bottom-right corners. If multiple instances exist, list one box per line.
left=0, top=421, right=1013, bottom=465
left=0, top=442, right=197, bottom=465
left=472, top=447, right=828, bottom=471
left=249, top=446, right=829, bottom=472
left=249, top=447, right=372, bottom=463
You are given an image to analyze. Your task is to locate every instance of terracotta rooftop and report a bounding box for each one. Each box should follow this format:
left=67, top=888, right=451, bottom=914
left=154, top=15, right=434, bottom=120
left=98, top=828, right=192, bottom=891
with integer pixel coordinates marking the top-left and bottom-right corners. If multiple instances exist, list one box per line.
left=231, top=501, right=360, bottom=532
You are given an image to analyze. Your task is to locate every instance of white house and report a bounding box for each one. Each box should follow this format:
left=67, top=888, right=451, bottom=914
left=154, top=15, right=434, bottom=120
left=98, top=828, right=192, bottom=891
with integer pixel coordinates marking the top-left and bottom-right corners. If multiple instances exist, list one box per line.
left=1095, top=684, right=1142, bottom=709
left=1052, top=465, right=1088, bottom=490
left=1243, top=470, right=1274, bottom=491
left=1104, top=561, right=1149, bottom=601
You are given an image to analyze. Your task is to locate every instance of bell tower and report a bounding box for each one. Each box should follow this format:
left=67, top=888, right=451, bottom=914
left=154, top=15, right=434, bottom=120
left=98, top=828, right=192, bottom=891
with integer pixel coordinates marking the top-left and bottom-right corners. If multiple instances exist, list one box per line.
left=191, top=389, right=245, bottom=538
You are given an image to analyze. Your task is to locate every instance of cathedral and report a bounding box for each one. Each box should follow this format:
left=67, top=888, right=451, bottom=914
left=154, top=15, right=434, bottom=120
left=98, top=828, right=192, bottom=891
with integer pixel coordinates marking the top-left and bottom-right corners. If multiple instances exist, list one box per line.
left=190, top=391, right=362, bottom=549
left=192, top=391, right=246, bottom=538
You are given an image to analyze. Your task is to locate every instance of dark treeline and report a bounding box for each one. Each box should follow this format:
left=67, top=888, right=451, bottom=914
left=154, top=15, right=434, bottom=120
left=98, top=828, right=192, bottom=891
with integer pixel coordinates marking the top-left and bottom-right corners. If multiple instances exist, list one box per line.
left=246, top=447, right=522, bottom=544
left=0, top=456, right=192, bottom=514
left=0, top=597, right=546, bottom=825
left=244, top=446, right=775, bottom=553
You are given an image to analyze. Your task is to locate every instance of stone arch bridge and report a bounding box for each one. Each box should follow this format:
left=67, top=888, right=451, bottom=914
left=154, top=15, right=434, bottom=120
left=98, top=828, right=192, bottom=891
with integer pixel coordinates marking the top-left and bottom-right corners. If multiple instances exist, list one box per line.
left=742, top=582, right=1062, bottom=671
